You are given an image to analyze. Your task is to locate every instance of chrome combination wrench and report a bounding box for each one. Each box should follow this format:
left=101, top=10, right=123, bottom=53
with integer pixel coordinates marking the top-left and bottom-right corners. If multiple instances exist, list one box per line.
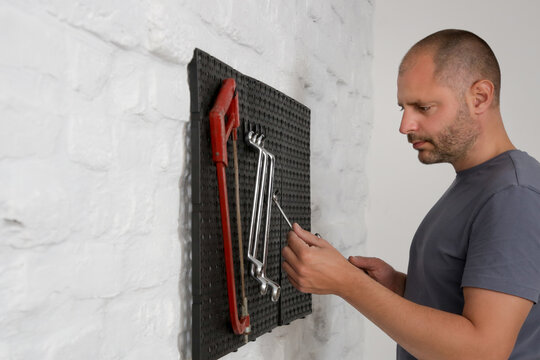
left=272, top=190, right=321, bottom=238
left=272, top=190, right=292, bottom=228
left=246, top=131, right=321, bottom=303
left=246, top=131, right=280, bottom=302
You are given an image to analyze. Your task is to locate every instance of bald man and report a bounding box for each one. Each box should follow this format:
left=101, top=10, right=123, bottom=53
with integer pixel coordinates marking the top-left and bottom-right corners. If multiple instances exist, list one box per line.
left=282, top=29, right=540, bottom=359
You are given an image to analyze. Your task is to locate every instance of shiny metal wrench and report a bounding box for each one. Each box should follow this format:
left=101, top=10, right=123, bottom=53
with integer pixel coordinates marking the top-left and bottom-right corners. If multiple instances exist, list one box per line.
left=272, top=190, right=321, bottom=239
left=246, top=132, right=268, bottom=293
left=272, top=190, right=292, bottom=229
left=259, top=147, right=280, bottom=302
left=246, top=131, right=280, bottom=302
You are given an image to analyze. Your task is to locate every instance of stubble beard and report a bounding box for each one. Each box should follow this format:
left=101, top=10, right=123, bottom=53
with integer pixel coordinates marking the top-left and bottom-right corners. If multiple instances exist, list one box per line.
left=409, top=104, right=480, bottom=165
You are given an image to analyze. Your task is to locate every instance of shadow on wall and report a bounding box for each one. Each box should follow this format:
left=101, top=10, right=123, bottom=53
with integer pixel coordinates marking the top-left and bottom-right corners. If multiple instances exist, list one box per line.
left=178, top=121, right=192, bottom=360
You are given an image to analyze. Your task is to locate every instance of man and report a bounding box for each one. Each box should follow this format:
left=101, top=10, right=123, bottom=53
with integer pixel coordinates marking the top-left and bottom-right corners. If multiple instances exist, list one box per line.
left=282, top=29, right=540, bottom=359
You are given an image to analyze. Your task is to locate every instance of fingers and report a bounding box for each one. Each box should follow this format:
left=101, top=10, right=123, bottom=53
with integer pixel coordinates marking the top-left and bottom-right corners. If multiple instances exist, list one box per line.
left=286, top=228, right=309, bottom=255
left=283, top=228, right=311, bottom=276
left=283, top=227, right=313, bottom=293
left=282, top=261, right=299, bottom=284
left=282, top=257, right=309, bottom=294
left=282, top=250, right=309, bottom=293
left=348, top=256, right=378, bottom=271
left=283, top=229, right=312, bottom=277
left=292, top=223, right=323, bottom=247
left=282, top=243, right=301, bottom=273
left=286, top=272, right=306, bottom=293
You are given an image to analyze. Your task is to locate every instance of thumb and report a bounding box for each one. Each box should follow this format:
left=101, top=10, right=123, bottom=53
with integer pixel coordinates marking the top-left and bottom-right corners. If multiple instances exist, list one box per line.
left=292, top=223, right=321, bottom=247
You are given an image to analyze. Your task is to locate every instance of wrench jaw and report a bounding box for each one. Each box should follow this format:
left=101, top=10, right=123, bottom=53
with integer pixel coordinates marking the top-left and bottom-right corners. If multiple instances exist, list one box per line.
left=246, top=255, right=268, bottom=294
left=267, top=280, right=281, bottom=302
left=248, top=258, right=263, bottom=277
left=256, top=276, right=268, bottom=295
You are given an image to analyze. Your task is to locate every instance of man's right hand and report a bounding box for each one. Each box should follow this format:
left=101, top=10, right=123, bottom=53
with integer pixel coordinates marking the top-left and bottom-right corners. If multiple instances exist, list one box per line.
left=348, top=256, right=407, bottom=296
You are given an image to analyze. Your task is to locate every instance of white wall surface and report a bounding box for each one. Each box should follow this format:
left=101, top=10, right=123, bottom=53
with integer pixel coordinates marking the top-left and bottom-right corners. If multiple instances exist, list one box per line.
left=367, top=1, right=540, bottom=359
left=0, top=1, right=373, bottom=359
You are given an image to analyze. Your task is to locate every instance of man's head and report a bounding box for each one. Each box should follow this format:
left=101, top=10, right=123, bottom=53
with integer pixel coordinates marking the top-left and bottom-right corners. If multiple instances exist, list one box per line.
left=397, top=29, right=503, bottom=169
left=400, top=29, right=501, bottom=106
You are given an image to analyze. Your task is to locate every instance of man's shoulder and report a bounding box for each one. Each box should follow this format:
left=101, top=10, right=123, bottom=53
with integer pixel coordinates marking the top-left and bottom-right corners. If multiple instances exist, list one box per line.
left=506, top=150, right=540, bottom=192
left=454, top=150, right=540, bottom=205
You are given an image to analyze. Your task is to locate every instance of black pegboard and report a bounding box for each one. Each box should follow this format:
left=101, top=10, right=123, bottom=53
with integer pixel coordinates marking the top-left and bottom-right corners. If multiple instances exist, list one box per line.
left=189, top=49, right=312, bottom=360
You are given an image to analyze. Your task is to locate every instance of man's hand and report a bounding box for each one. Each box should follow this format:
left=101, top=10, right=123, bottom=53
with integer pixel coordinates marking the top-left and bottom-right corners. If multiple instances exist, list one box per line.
left=281, top=223, right=362, bottom=296
left=349, top=256, right=407, bottom=296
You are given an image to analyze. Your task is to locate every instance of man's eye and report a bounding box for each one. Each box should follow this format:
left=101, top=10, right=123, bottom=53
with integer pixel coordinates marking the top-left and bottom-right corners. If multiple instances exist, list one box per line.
left=418, top=106, right=431, bottom=112
left=398, top=106, right=404, bottom=112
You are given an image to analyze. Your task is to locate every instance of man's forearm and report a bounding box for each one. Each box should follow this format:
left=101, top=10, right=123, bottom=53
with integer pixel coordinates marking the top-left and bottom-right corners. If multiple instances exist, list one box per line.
left=390, top=271, right=407, bottom=296
left=338, top=268, right=507, bottom=360
left=283, top=225, right=527, bottom=359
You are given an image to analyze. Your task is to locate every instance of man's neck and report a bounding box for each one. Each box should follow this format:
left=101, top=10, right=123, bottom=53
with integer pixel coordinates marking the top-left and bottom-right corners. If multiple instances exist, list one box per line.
left=452, top=114, right=515, bottom=172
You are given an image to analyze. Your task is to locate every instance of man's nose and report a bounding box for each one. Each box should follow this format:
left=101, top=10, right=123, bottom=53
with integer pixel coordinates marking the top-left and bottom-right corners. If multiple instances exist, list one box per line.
left=399, top=110, right=419, bottom=134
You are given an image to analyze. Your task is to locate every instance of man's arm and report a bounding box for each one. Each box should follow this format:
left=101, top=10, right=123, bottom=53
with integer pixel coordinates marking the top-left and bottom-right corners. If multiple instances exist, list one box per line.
left=348, top=255, right=407, bottom=296
left=282, top=223, right=533, bottom=360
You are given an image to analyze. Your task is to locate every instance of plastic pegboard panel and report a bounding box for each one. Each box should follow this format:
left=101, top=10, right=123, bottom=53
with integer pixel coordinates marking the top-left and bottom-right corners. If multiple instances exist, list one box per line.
left=189, top=49, right=312, bottom=360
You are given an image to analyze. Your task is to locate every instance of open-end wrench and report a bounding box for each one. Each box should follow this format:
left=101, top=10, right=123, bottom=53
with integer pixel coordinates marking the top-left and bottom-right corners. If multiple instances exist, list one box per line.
left=246, top=132, right=268, bottom=294
left=259, top=148, right=280, bottom=302
left=252, top=134, right=268, bottom=280
left=247, top=131, right=280, bottom=302
left=272, top=190, right=292, bottom=229
left=246, top=132, right=264, bottom=270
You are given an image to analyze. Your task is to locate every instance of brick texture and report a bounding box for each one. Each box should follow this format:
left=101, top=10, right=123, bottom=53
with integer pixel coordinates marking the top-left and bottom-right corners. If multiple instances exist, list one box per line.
left=0, top=1, right=373, bottom=359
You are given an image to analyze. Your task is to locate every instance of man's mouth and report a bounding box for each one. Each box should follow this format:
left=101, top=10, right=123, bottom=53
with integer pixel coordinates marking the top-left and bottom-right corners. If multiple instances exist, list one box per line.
left=412, top=141, right=426, bottom=149
left=408, top=134, right=431, bottom=150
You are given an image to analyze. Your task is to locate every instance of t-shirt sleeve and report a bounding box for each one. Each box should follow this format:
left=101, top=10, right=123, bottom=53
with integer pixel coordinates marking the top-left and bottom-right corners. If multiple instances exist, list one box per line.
left=461, top=185, right=540, bottom=303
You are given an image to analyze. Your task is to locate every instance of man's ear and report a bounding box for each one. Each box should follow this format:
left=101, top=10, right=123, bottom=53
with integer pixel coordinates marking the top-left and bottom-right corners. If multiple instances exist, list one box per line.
left=469, top=79, right=495, bottom=114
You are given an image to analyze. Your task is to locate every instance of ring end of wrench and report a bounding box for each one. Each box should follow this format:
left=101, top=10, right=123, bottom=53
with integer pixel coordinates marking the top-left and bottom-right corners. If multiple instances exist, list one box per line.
left=259, top=282, right=268, bottom=295
left=271, top=287, right=281, bottom=302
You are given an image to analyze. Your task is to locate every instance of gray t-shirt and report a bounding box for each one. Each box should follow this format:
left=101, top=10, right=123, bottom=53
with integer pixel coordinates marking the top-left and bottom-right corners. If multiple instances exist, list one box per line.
left=398, top=150, right=540, bottom=360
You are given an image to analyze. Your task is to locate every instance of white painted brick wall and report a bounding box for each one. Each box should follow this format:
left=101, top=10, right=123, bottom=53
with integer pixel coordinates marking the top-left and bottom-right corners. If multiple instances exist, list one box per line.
left=0, top=1, right=373, bottom=359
